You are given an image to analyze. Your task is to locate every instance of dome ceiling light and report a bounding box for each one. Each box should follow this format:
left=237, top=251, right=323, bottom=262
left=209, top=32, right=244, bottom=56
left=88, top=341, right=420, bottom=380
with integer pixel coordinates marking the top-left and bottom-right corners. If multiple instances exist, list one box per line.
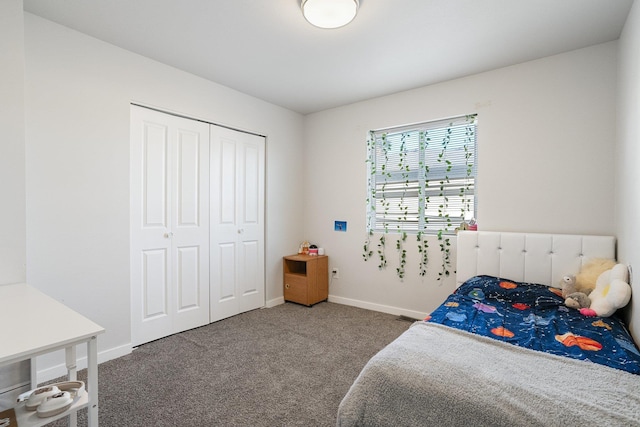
left=301, top=0, right=360, bottom=29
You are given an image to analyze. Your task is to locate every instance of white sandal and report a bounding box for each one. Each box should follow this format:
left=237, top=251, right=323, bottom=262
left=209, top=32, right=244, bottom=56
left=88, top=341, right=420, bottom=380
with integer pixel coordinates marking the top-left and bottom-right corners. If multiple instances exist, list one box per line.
left=18, top=381, right=85, bottom=418
left=24, top=386, right=60, bottom=411
left=36, top=391, right=73, bottom=418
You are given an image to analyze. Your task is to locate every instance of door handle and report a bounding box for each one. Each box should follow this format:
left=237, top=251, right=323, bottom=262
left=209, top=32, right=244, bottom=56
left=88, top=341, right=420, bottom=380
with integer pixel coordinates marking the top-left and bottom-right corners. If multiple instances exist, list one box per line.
left=163, top=232, right=174, bottom=238
left=237, top=228, right=244, bottom=234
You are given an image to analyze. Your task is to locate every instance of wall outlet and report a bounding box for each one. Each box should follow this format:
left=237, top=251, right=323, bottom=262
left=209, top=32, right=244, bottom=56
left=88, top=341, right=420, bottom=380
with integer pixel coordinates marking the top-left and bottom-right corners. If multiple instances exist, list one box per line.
left=331, top=267, right=340, bottom=279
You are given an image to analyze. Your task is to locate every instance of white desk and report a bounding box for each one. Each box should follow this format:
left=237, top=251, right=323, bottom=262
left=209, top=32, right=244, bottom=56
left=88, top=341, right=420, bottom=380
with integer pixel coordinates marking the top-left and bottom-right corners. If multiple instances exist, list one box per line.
left=0, top=283, right=104, bottom=427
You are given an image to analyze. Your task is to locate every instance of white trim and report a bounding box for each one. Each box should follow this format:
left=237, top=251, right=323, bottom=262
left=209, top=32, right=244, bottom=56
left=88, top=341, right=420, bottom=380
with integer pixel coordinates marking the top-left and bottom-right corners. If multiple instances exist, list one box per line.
left=36, top=343, right=132, bottom=384
left=265, top=296, right=285, bottom=308
left=328, top=295, right=427, bottom=320
left=264, top=296, right=426, bottom=319
left=130, top=101, right=266, bottom=138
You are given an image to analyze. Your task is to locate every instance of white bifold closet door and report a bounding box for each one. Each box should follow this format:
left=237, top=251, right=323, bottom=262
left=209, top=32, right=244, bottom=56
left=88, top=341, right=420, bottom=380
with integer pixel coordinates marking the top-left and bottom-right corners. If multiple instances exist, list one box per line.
left=130, top=106, right=210, bottom=346
left=209, top=125, right=265, bottom=322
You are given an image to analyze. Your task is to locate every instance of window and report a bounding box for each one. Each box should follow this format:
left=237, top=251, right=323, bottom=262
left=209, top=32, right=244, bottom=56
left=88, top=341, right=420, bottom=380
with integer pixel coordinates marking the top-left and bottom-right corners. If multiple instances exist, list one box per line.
left=366, top=114, right=477, bottom=235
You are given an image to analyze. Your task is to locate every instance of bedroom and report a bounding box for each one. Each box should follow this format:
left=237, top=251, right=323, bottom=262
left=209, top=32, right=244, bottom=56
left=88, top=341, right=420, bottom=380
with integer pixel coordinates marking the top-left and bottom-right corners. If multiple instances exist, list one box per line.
left=1, top=0, right=640, bottom=424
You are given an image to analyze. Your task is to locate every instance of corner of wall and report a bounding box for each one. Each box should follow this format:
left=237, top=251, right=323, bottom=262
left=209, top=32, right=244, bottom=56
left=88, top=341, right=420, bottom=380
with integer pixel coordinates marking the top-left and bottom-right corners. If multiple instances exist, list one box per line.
left=0, top=0, right=26, bottom=284
left=615, top=0, right=640, bottom=343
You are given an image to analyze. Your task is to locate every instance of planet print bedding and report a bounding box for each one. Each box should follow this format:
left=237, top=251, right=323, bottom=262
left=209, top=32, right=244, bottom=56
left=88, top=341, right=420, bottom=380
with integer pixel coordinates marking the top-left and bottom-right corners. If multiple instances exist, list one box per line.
left=425, top=275, right=640, bottom=374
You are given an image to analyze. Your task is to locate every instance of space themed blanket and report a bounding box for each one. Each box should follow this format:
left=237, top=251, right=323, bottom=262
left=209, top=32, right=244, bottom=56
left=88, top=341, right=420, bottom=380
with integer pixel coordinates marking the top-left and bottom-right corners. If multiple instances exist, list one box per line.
left=425, top=275, right=640, bottom=374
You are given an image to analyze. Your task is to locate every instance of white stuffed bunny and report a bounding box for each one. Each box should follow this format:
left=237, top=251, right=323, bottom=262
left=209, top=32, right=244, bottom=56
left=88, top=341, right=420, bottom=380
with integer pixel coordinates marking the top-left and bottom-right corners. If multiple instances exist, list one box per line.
left=580, top=263, right=632, bottom=317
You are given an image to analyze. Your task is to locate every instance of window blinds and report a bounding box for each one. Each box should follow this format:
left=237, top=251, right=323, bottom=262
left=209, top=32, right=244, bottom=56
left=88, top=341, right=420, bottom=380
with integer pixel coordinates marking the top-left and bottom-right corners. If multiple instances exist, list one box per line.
left=368, top=115, right=477, bottom=234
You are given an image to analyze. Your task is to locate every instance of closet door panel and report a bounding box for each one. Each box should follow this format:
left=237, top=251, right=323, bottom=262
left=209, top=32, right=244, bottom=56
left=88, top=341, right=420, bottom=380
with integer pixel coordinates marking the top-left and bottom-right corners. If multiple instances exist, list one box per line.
left=176, top=129, right=201, bottom=226
left=210, top=241, right=239, bottom=322
left=236, top=133, right=265, bottom=312
left=210, top=126, right=265, bottom=322
left=210, top=131, right=240, bottom=321
left=242, top=142, right=260, bottom=224
left=142, top=248, right=169, bottom=319
left=142, top=123, right=169, bottom=228
left=170, top=118, right=210, bottom=335
left=176, top=245, right=200, bottom=311
left=132, top=110, right=173, bottom=345
left=210, top=136, right=239, bottom=247
left=220, top=138, right=237, bottom=224
left=218, top=242, right=236, bottom=302
left=240, top=240, right=259, bottom=296
left=131, top=105, right=210, bottom=346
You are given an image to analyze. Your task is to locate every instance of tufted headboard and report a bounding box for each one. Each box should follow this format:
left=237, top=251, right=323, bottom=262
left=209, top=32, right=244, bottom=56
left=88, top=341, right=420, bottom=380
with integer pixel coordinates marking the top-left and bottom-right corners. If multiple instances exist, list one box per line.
left=456, top=231, right=616, bottom=288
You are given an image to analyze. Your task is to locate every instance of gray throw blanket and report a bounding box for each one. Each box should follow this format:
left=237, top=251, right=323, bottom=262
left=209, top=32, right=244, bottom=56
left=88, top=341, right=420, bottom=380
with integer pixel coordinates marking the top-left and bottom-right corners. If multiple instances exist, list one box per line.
left=337, top=322, right=640, bottom=427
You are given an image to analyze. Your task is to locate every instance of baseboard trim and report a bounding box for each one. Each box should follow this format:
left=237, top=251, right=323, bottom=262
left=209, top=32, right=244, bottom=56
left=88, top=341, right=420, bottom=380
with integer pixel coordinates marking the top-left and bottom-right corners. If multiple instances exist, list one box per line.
left=36, top=343, right=132, bottom=384
left=328, top=295, right=427, bottom=321
left=265, top=296, right=284, bottom=308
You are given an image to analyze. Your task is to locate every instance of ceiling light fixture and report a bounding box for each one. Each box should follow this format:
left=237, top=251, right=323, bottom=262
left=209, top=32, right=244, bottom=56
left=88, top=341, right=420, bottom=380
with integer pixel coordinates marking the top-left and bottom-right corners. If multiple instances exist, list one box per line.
left=301, top=0, right=359, bottom=29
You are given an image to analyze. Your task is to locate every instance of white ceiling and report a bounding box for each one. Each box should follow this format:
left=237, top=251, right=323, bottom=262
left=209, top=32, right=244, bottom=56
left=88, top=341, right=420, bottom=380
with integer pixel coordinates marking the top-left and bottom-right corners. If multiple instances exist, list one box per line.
left=23, top=0, right=634, bottom=115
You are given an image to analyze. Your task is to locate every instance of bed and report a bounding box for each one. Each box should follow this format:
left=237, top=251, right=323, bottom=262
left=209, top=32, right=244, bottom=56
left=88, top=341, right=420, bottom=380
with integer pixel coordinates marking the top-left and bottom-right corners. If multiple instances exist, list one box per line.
left=337, top=231, right=640, bottom=427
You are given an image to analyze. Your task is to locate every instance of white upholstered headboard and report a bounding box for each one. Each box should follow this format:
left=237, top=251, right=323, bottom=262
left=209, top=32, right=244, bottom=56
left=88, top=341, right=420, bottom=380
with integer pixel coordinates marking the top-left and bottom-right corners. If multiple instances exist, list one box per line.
left=456, top=231, right=616, bottom=288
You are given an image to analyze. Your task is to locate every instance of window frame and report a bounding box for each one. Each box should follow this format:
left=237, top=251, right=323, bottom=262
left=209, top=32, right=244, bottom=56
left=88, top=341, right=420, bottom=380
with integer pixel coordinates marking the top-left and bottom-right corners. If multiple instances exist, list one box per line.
left=366, top=114, right=477, bottom=235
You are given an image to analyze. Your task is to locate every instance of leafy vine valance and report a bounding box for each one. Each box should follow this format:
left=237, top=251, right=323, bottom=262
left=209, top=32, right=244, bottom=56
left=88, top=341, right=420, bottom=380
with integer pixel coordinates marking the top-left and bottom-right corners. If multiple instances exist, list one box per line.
left=364, top=114, right=477, bottom=280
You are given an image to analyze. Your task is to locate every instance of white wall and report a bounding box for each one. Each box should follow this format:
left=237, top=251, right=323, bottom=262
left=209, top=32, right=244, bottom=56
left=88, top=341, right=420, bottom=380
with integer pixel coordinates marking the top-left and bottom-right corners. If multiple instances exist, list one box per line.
left=0, top=0, right=26, bottom=284
left=304, top=43, right=618, bottom=319
left=24, top=13, right=304, bottom=377
left=617, top=0, right=640, bottom=343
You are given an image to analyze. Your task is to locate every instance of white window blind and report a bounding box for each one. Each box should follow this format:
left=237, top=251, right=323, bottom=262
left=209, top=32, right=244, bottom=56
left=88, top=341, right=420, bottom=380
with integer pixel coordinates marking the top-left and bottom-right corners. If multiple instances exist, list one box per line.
left=367, top=114, right=477, bottom=234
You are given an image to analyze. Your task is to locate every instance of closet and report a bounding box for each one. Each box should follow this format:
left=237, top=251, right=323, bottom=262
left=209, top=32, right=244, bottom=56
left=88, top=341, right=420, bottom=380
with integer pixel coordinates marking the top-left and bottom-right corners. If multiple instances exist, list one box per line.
left=130, top=106, right=265, bottom=346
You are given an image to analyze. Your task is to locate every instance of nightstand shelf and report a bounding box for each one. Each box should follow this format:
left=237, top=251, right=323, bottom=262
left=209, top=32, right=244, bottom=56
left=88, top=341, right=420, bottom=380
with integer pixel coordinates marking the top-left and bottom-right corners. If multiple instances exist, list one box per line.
left=283, top=254, right=328, bottom=306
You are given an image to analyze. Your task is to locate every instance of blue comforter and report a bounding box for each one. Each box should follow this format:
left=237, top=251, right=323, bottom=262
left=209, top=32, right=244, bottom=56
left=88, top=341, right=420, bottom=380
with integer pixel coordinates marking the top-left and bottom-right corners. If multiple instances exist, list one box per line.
left=426, top=275, right=640, bottom=374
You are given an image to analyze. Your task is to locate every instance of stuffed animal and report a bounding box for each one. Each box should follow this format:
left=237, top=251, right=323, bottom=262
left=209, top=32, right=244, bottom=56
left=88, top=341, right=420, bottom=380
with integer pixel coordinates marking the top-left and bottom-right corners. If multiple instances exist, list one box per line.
left=565, top=292, right=591, bottom=310
left=574, top=258, right=616, bottom=295
left=580, top=263, right=632, bottom=317
left=560, top=275, right=577, bottom=298
left=560, top=274, right=590, bottom=309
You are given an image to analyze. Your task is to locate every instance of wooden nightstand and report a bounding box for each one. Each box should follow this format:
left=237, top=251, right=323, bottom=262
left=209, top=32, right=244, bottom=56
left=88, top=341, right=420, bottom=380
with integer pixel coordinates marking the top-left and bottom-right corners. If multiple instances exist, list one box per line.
left=283, top=254, right=328, bottom=306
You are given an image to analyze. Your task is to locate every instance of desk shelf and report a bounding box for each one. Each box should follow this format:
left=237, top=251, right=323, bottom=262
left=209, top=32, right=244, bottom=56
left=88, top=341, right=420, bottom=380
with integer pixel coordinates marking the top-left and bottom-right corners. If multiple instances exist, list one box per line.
left=0, top=284, right=104, bottom=427
left=15, top=393, right=89, bottom=427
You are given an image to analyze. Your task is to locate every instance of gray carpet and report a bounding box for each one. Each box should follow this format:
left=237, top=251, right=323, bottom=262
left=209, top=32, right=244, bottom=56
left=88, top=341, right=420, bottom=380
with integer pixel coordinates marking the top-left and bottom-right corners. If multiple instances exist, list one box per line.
left=50, top=302, right=412, bottom=426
